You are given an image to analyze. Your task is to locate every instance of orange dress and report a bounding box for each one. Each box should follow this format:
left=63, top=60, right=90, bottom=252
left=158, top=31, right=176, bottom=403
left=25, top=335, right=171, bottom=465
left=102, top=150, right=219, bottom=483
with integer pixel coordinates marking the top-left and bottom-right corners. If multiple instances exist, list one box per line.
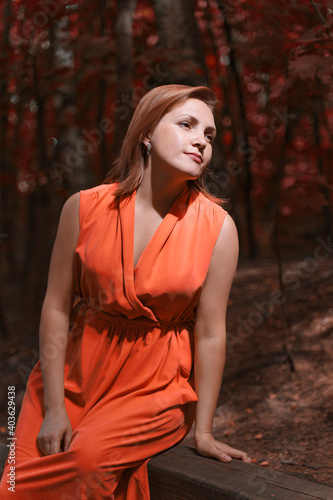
left=0, top=183, right=226, bottom=499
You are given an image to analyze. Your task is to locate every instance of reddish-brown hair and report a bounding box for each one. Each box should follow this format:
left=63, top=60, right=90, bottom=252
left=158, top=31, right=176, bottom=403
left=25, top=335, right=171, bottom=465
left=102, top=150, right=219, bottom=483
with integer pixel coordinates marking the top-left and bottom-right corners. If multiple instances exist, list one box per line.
left=104, top=84, right=222, bottom=204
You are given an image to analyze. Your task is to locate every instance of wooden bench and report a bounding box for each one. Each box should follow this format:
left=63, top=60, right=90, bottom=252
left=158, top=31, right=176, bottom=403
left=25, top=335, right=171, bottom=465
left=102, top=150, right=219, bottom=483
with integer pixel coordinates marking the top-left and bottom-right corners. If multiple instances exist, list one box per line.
left=148, top=445, right=333, bottom=500
left=1, top=443, right=332, bottom=498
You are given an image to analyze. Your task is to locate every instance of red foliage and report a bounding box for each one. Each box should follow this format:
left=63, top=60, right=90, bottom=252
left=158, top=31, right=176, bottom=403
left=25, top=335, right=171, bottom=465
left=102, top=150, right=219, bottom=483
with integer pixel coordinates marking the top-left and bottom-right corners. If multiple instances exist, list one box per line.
left=1, top=0, right=332, bottom=250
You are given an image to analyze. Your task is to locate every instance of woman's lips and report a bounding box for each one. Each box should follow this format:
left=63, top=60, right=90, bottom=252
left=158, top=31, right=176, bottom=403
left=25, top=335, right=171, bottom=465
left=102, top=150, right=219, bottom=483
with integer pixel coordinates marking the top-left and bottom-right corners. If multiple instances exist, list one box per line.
left=185, top=152, right=202, bottom=163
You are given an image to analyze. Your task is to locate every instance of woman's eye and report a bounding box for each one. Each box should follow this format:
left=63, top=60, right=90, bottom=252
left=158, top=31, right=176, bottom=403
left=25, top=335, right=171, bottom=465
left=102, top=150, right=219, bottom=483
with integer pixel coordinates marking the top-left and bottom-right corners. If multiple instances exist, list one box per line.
left=179, top=121, right=191, bottom=129
left=205, top=134, right=213, bottom=142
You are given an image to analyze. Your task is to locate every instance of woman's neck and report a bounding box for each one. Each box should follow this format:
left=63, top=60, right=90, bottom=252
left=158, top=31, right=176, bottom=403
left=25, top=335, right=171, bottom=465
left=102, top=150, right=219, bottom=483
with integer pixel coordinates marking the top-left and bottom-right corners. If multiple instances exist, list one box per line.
left=136, top=168, right=187, bottom=217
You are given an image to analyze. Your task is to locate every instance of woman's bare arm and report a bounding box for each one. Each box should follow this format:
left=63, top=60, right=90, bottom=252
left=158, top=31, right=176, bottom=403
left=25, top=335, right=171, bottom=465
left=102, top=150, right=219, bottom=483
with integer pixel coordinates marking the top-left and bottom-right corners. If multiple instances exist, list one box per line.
left=37, top=192, right=80, bottom=456
left=194, top=214, right=250, bottom=463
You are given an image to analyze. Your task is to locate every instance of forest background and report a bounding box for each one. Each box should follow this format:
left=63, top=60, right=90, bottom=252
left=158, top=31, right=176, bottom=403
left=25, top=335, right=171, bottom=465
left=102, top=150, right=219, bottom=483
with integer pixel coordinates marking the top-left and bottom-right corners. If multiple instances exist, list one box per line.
left=0, top=0, right=333, bottom=488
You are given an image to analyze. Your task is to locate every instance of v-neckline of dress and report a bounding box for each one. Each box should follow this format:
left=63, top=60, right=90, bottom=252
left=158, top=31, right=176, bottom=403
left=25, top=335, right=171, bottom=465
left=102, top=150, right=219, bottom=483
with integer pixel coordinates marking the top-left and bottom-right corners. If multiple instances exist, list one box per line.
left=131, top=184, right=189, bottom=273
left=118, top=183, right=191, bottom=317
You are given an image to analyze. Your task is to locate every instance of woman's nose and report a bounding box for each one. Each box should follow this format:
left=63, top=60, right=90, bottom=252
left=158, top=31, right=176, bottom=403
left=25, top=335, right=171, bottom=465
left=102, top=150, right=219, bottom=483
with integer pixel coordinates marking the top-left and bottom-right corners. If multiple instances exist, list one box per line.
left=191, top=133, right=206, bottom=148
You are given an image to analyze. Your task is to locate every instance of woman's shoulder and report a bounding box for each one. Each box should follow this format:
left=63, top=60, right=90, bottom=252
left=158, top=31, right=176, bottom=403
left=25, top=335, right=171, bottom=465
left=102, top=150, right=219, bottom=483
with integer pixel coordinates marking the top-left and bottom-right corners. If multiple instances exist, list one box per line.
left=188, top=191, right=229, bottom=244
left=80, top=182, right=117, bottom=199
left=194, top=190, right=228, bottom=220
left=78, top=183, right=118, bottom=220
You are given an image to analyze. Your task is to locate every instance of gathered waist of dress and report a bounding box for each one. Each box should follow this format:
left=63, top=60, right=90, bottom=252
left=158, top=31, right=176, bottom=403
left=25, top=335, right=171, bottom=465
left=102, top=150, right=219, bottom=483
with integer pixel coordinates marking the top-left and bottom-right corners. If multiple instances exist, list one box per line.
left=72, top=298, right=195, bottom=330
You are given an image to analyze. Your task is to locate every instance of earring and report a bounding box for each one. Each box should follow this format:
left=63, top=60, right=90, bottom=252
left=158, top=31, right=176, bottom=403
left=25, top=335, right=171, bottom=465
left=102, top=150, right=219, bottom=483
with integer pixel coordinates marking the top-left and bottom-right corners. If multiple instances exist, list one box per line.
left=146, top=142, right=151, bottom=156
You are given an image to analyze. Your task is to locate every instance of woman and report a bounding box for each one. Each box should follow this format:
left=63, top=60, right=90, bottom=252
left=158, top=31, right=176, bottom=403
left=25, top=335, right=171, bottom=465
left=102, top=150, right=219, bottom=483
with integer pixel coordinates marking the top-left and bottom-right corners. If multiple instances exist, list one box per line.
left=0, top=84, right=250, bottom=499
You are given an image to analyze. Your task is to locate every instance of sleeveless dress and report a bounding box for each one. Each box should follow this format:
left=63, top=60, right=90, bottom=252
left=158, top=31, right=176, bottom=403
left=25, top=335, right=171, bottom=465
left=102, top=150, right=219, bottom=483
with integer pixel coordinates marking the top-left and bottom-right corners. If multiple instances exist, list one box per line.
left=0, top=183, right=226, bottom=499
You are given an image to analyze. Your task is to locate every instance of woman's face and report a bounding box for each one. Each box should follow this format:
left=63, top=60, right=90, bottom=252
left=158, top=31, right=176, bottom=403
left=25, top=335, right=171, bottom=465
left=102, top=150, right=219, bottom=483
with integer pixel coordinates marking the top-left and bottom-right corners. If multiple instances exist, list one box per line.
left=147, top=98, right=216, bottom=181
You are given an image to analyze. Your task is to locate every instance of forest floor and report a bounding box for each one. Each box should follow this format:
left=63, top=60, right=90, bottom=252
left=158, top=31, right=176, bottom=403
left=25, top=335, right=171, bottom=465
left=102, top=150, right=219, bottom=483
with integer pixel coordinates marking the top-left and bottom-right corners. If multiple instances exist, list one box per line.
left=185, top=257, right=333, bottom=488
left=0, top=257, right=333, bottom=489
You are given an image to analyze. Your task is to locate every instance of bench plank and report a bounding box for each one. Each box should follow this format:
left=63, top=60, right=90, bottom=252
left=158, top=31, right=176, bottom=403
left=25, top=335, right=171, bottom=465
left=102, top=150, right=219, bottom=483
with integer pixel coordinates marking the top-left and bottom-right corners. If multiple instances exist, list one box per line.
left=148, top=445, right=333, bottom=500
left=1, top=442, right=332, bottom=499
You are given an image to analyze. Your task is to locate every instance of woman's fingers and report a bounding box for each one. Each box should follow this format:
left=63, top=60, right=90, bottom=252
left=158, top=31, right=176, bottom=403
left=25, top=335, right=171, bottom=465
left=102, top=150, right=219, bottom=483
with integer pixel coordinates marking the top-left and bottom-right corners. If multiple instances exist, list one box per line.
left=49, top=437, right=62, bottom=455
left=38, top=434, right=60, bottom=456
left=63, top=427, right=72, bottom=452
left=214, top=448, right=232, bottom=462
left=217, top=443, right=251, bottom=463
left=196, top=434, right=251, bottom=464
left=37, top=437, right=46, bottom=456
left=37, top=409, right=72, bottom=455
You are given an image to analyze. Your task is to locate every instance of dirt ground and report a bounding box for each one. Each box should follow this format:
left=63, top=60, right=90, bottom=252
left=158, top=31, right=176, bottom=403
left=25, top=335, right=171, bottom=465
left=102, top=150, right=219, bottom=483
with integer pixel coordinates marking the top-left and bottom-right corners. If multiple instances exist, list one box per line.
left=185, top=257, right=333, bottom=488
left=1, top=257, right=333, bottom=488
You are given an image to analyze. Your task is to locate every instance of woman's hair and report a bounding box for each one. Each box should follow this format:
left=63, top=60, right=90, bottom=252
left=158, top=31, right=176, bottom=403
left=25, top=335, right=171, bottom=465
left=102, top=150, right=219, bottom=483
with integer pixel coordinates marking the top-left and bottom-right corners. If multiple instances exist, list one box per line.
left=104, top=84, right=222, bottom=204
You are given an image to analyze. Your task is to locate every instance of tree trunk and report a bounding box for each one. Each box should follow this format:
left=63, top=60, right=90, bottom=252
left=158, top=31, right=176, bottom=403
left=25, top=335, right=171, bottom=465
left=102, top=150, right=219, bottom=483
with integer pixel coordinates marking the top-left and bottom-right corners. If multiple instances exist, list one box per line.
left=313, top=90, right=332, bottom=237
left=216, top=0, right=256, bottom=257
left=272, top=66, right=296, bottom=372
left=0, top=0, right=12, bottom=337
left=97, top=0, right=109, bottom=177
left=113, top=0, right=138, bottom=157
left=151, top=0, right=209, bottom=85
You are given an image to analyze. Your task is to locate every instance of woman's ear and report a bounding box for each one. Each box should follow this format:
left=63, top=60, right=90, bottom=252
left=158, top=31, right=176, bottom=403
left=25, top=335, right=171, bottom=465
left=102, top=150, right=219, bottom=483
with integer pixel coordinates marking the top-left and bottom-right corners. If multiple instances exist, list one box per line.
left=141, top=136, right=151, bottom=158
left=142, top=135, right=150, bottom=147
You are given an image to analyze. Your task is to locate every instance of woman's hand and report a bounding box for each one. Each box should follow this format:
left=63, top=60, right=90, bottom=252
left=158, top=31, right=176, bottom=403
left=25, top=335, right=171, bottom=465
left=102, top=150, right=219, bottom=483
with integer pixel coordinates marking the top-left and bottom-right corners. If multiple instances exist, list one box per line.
left=37, top=406, right=72, bottom=456
left=195, top=432, right=251, bottom=463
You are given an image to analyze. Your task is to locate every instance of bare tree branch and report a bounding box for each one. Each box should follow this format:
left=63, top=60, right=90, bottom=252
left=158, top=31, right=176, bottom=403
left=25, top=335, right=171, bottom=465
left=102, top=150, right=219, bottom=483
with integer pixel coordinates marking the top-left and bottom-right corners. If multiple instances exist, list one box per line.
left=310, top=0, right=326, bottom=24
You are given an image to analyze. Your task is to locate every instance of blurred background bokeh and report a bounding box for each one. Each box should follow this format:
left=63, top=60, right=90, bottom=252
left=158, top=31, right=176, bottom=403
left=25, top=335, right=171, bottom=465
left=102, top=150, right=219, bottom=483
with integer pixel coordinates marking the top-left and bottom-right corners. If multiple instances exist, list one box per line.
left=0, top=0, right=333, bottom=341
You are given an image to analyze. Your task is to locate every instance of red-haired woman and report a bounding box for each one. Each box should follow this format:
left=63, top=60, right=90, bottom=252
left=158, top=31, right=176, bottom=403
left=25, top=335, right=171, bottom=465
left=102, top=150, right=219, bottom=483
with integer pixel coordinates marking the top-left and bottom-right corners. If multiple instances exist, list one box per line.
left=0, top=84, right=250, bottom=499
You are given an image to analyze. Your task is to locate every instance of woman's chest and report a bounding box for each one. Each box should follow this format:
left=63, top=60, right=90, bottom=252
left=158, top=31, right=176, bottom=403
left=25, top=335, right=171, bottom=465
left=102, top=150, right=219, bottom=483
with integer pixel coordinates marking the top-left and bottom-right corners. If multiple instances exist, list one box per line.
left=133, top=206, right=164, bottom=269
